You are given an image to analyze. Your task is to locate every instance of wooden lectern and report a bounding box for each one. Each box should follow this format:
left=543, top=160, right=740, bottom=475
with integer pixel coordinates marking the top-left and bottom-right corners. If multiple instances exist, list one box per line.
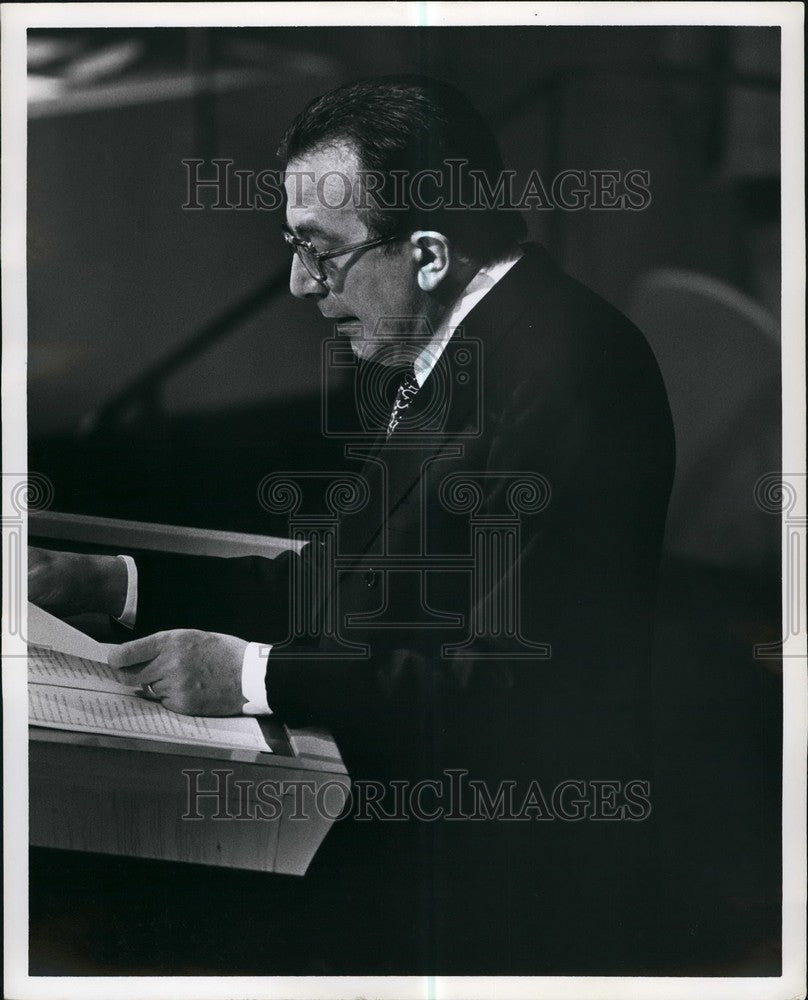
left=28, top=510, right=350, bottom=876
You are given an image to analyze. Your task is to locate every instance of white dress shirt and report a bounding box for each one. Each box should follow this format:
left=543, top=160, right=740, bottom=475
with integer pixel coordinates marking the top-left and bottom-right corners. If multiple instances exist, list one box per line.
left=118, top=247, right=523, bottom=715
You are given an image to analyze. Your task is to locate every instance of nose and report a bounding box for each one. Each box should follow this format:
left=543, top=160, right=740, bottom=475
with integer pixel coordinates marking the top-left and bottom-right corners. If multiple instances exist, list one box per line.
left=289, top=253, right=325, bottom=299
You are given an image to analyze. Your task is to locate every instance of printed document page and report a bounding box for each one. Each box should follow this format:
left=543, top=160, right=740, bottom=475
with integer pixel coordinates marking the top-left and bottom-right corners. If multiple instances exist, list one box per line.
left=28, top=645, right=135, bottom=693
left=29, top=684, right=272, bottom=752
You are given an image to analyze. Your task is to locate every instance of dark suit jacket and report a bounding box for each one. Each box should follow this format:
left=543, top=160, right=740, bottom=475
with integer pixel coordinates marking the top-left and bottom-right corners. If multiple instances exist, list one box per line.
left=131, top=243, right=675, bottom=971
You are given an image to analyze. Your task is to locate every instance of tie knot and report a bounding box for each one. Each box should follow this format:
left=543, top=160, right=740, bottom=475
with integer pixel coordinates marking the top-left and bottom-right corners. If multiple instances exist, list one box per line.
left=400, top=367, right=419, bottom=393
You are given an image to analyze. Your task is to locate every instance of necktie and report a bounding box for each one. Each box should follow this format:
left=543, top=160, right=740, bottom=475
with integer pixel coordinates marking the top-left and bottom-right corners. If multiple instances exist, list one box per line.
left=386, top=367, right=419, bottom=438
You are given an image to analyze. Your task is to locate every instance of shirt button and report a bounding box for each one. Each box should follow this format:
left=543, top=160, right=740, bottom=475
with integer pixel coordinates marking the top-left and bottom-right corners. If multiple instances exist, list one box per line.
left=364, top=569, right=378, bottom=589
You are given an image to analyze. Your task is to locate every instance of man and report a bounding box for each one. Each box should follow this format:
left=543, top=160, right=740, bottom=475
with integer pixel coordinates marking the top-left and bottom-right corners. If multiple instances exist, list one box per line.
left=30, top=77, right=675, bottom=972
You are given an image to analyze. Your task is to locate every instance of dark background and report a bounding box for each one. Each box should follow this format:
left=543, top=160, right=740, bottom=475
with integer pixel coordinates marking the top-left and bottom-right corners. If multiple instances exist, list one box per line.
left=28, top=25, right=782, bottom=976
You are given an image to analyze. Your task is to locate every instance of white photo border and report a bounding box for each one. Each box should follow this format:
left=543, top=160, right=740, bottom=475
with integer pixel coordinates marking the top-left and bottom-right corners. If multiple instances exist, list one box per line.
left=3, top=3, right=805, bottom=999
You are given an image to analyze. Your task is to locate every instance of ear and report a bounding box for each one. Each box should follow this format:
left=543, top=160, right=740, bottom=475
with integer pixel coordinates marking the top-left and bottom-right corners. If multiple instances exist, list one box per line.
left=410, top=231, right=450, bottom=292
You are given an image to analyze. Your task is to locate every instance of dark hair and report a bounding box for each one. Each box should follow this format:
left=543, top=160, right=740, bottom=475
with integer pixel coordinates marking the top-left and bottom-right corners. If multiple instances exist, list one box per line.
left=278, top=75, right=527, bottom=262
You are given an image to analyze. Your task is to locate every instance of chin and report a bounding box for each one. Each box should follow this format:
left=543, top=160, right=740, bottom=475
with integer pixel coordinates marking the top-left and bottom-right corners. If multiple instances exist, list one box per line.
left=349, top=337, right=376, bottom=363
left=348, top=333, right=393, bottom=366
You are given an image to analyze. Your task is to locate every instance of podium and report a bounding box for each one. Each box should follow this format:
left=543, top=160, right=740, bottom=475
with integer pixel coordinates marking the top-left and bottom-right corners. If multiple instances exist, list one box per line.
left=28, top=510, right=349, bottom=876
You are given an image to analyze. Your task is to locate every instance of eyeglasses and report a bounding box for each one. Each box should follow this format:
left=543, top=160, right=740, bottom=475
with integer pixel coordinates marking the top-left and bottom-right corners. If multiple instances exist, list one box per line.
left=282, top=225, right=399, bottom=285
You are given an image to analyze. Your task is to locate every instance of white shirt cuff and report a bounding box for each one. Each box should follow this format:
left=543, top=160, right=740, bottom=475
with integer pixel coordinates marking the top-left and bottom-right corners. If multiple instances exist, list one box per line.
left=241, top=641, right=272, bottom=715
left=114, top=554, right=138, bottom=628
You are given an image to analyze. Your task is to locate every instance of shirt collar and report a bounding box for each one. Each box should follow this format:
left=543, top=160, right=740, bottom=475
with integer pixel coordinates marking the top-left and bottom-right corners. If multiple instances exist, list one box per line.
left=413, top=247, right=524, bottom=387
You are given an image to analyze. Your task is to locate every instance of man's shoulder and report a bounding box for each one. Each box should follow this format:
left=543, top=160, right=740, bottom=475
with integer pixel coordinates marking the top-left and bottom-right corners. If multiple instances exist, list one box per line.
left=474, top=243, right=666, bottom=397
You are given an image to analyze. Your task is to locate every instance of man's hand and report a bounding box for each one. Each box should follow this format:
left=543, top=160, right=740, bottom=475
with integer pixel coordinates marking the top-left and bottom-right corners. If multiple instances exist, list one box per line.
left=28, top=546, right=128, bottom=619
left=108, top=630, right=248, bottom=716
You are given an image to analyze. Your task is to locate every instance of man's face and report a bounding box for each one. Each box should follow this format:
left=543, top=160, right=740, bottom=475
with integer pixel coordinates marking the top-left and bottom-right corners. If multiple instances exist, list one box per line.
left=283, top=143, right=433, bottom=365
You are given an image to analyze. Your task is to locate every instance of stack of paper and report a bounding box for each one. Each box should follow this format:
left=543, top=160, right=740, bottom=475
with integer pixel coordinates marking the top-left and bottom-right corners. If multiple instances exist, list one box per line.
left=28, top=603, right=271, bottom=753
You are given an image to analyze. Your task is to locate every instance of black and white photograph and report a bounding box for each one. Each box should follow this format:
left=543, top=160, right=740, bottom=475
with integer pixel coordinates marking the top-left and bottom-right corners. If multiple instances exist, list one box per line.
left=2, top=3, right=805, bottom=998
